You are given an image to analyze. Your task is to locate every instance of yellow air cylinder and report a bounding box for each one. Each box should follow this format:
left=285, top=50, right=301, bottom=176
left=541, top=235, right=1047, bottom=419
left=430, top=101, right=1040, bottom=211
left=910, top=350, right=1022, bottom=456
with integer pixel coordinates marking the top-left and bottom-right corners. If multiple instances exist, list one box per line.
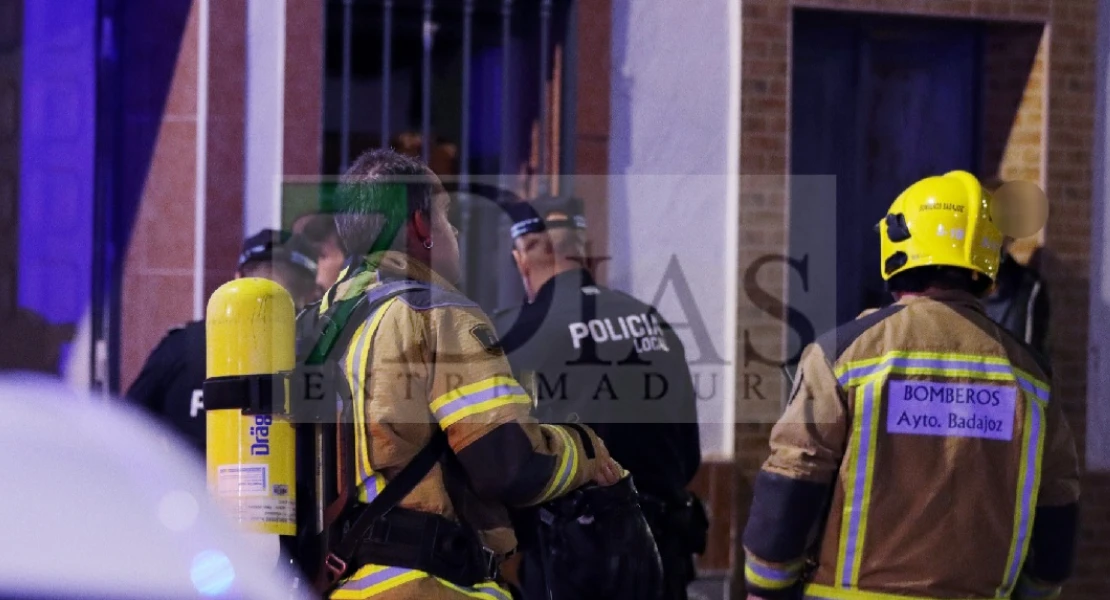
left=205, top=278, right=297, bottom=538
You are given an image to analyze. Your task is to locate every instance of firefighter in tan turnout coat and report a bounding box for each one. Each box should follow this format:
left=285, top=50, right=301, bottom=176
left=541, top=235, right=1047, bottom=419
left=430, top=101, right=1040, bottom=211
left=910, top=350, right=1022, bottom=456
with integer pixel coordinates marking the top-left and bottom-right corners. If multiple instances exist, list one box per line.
left=322, top=149, right=622, bottom=600
left=742, top=171, right=1080, bottom=600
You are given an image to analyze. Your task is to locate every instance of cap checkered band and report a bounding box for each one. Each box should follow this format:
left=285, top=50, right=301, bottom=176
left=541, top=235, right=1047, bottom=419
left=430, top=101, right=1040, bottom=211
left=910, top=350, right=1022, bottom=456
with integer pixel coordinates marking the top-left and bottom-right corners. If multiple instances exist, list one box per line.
left=510, top=217, right=546, bottom=240
left=238, top=244, right=318, bottom=275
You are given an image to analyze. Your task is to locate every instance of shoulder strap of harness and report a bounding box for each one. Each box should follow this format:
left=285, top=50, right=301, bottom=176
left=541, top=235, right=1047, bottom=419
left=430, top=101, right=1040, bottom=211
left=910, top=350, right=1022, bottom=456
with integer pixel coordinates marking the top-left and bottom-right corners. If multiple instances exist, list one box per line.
left=298, top=279, right=450, bottom=593
left=322, top=431, right=449, bottom=589
left=186, top=322, right=206, bottom=398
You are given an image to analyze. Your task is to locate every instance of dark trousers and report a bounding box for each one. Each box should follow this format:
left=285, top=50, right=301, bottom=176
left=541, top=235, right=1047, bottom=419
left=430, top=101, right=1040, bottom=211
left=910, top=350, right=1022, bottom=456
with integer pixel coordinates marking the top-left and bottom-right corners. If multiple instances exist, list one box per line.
left=651, top=517, right=694, bottom=600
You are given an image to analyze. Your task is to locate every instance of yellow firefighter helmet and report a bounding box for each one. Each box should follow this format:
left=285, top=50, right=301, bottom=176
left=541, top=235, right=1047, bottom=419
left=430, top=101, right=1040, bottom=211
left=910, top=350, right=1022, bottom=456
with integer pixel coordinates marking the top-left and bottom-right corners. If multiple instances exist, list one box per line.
left=877, top=170, right=1004, bottom=282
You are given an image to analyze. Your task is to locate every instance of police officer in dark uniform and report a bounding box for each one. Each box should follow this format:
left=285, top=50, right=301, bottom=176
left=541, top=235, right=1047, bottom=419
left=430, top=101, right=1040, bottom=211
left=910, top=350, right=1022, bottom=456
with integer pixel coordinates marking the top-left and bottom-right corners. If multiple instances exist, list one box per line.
left=125, top=229, right=319, bottom=452
left=492, top=197, right=706, bottom=600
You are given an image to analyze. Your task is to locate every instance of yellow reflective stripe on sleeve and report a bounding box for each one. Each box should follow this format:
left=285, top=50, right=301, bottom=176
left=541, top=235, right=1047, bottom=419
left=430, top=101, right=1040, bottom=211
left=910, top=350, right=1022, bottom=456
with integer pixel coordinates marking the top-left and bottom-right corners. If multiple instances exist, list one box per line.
left=832, top=355, right=887, bottom=379
left=330, top=564, right=427, bottom=599
left=535, top=425, right=581, bottom=502
left=557, top=426, right=582, bottom=497
left=803, top=583, right=962, bottom=600
left=356, top=473, right=388, bottom=504
left=998, top=400, right=1047, bottom=597
left=837, top=380, right=881, bottom=588
left=436, top=579, right=514, bottom=600
left=430, top=376, right=533, bottom=428
left=332, top=564, right=510, bottom=600
left=430, top=375, right=518, bottom=410
left=744, top=556, right=804, bottom=590
left=344, top=297, right=401, bottom=503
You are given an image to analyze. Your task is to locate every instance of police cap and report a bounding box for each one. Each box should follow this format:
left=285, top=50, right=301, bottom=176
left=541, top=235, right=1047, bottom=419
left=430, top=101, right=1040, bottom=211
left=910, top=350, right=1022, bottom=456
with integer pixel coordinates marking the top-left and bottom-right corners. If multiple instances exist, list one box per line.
left=506, top=196, right=587, bottom=241
left=238, top=229, right=318, bottom=277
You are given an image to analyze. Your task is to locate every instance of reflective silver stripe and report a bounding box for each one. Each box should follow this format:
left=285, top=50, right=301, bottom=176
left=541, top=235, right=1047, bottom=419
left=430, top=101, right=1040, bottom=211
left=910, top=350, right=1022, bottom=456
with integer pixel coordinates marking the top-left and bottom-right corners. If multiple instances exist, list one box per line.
left=1025, top=281, right=1041, bottom=345
left=287, top=251, right=318, bottom=273
left=342, top=297, right=403, bottom=499
left=239, top=245, right=317, bottom=273
left=999, top=400, right=1045, bottom=595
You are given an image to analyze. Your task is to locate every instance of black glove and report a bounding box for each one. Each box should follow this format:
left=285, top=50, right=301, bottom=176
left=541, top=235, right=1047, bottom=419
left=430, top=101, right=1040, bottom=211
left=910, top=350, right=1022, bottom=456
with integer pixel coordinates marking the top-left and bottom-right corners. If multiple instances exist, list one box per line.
left=530, top=477, right=665, bottom=600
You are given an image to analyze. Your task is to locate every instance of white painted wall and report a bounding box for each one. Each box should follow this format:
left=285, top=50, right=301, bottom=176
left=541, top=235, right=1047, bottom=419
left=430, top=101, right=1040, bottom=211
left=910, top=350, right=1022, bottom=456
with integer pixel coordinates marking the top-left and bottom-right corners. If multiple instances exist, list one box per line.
left=243, top=0, right=287, bottom=237
left=1087, top=0, right=1110, bottom=471
left=609, top=0, right=741, bottom=459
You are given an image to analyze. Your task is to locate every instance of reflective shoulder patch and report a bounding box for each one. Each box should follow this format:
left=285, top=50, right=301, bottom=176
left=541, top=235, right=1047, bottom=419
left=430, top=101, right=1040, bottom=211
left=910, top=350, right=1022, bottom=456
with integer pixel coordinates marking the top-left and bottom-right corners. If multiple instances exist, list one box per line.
left=470, top=324, right=505, bottom=356
left=885, top=380, right=1017, bottom=441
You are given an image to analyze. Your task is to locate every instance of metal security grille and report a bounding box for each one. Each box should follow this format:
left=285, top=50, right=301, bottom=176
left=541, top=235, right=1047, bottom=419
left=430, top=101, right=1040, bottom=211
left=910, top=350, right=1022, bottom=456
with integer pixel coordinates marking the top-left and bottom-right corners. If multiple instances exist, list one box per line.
left=323, top=0, right=578, bottom=312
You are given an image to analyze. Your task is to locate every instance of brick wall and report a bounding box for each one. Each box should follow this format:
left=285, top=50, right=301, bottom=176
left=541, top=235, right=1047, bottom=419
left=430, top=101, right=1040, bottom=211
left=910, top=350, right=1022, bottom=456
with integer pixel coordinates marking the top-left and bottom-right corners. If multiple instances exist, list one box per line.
left=119, top=0, right=203, bottom=389
left=732, top=0, right=1101, bottom=598
left=203, top=0, right=247, bottom=302
left=120, top=0, right=252, bottom=390
left=1044, top=0, right=1101, bottom=593
left=573, top=0, right=613, bottom=285
left=980, top=22, right=1046, bottom=263
left=121, top=1, right=321, bottom=391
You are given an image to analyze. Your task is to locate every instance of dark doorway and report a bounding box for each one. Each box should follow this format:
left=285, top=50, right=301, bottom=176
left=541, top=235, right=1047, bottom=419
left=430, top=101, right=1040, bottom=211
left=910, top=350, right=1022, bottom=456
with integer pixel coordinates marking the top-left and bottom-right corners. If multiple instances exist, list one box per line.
left=788, top=9, right=983, bottom=352
left=320, top=0, right=578, bottom=313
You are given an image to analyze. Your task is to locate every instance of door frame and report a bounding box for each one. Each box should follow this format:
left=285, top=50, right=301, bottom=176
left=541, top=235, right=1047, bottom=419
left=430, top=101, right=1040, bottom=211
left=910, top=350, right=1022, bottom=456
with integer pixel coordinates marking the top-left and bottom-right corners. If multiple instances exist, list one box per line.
left=787, top=8, right=986, bottom=354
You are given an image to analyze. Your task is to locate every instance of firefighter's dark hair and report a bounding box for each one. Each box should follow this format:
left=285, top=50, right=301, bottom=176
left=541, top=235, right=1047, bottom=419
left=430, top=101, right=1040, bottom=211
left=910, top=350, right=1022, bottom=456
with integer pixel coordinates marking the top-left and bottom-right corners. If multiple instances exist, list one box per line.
left=334, top=148, right=436, bottom=257
left=887, top=266, right=993, bottom=297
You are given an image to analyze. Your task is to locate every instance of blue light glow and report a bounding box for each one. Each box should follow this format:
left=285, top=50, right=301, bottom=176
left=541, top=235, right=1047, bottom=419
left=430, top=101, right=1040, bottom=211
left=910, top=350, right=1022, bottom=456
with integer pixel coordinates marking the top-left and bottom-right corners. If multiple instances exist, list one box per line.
left=19, top=0, right=96, bottom=356
left=190, top=549, right=236, bottom=597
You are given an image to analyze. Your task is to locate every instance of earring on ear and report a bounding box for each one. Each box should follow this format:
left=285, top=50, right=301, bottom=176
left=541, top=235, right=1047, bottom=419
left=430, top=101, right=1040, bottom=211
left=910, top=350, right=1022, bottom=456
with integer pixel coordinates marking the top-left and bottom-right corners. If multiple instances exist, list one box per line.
left=423, top=239, right=434, bottom=250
